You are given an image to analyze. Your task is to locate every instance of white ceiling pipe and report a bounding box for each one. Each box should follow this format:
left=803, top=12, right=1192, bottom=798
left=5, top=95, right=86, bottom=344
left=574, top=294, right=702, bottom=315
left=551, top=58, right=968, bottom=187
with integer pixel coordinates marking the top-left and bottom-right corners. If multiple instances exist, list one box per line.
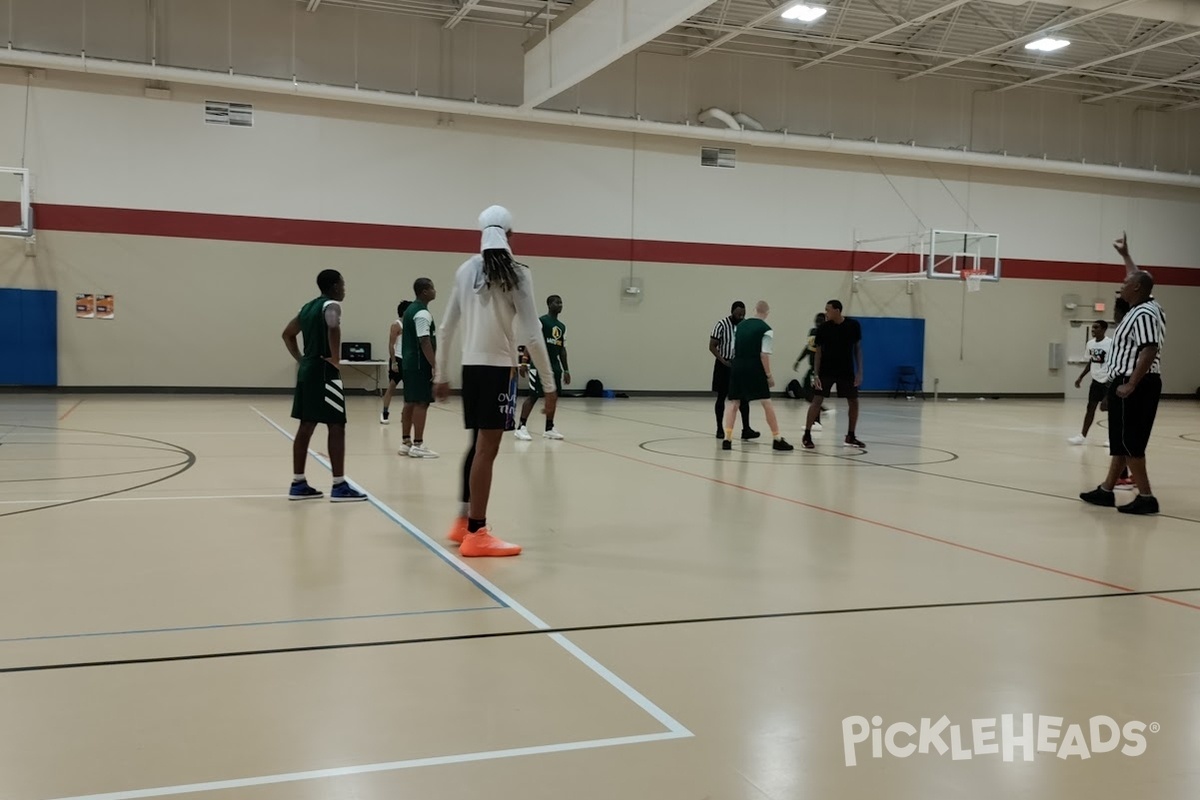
left=1, top=49, right=1198, bottom=189
left=733, top=112, right=765, bottom=131
left=697, top=107, right=740, bottom=129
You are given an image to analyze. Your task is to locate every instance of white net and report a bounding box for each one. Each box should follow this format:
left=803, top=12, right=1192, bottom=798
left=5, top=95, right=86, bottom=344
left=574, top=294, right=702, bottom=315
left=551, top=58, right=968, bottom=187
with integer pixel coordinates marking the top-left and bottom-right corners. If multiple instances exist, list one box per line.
left=964, top=270, right=984, bottom=292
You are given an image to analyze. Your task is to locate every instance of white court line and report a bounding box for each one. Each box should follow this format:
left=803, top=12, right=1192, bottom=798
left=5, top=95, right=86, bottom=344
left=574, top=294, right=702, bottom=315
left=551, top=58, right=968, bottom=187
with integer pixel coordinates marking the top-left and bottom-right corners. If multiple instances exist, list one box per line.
left=250, top=406, right=690, bottom=735
left=46, top=732, right=690, bottom=800
left=0, top=494, right=279, bottom=506
left=39, top=406, right=695, bottom=800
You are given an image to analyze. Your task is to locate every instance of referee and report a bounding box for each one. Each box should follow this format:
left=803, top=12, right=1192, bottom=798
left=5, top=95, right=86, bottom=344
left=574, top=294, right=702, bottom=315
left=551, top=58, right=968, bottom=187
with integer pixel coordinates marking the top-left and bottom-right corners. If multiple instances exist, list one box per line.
left=1080, top=242, right=1166, bottom=515
left=709, top=301, right=757, bottom=440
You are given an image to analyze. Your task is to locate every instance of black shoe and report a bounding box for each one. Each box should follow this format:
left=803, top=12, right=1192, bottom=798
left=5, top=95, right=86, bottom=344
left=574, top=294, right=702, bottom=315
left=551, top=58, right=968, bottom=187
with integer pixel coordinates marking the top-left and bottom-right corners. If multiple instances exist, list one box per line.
left=716, top=429, right=724, bottom=439
left=844, top=434, right=865, bottom=448
left=721, top=439, right=732, bottom=451
left=772, top=437, right=794, bottom=451
left=801, top=432, right=815, bottom=450
left=1118, top=494, right=1159, bottom=515
left=1079, top=486, right=1115, bottom=507
left=741, top=429, right=761, bottom=441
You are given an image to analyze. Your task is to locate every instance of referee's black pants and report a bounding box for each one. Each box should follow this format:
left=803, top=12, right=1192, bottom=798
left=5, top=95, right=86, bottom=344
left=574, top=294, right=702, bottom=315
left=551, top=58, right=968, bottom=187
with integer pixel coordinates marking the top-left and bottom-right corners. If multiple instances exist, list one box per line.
left=713, top=360, right=752, bottom=432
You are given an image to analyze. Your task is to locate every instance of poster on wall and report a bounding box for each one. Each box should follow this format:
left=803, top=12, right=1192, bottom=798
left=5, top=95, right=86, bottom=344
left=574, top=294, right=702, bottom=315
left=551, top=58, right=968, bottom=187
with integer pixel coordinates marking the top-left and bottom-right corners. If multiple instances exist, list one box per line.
left=75, top=293, right=94, bottom=319
left=96, top=294, right=115, bottom=320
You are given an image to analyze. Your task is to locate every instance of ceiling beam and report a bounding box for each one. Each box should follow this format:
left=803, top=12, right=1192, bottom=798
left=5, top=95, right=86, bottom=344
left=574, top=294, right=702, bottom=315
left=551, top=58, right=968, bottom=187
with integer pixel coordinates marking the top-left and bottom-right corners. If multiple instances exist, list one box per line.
left=1083, top=63, right=1200, bottom=103
left=305, top=0, right=321, bottom=11
left=688, top=2, right=789, bottom=59
left=796, top=0, right=972, bottom=71
left=899, top=0, right=1146, bottom=82
left=522, top=0, right=712, bottom=109
left=1168, top=96, right=1200, bottom=112
left=996, top=27, right=1200, bottom=93
left=445, top=0, right=484, bottom=29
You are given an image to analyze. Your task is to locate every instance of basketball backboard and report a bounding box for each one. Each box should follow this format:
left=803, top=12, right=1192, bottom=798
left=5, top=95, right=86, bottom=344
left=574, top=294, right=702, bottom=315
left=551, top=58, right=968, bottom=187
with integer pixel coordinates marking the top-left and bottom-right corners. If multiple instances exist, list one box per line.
left=0, top=168, right=33, bottom=237
left=927, top=230, right=1000, bottom=281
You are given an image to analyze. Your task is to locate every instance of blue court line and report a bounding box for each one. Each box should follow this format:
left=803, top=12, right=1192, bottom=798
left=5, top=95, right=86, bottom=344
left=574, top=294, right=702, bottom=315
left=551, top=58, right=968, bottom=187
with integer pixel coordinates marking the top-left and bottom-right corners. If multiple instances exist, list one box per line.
left=0, top=606, right=503, bottom=644
left=251, top=407, right=509, bottom=607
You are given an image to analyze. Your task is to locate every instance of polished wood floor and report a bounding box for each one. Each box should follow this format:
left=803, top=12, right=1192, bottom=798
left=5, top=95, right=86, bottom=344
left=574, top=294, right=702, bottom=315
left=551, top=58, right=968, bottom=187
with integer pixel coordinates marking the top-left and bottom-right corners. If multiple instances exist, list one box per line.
left=1, top=393, right=1198, bottom=800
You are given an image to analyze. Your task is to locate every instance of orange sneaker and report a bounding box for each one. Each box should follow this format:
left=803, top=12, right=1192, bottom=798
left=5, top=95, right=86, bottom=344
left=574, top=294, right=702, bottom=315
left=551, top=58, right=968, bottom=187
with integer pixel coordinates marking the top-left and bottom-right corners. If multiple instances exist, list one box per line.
left=447, top=517, right=469, bottom=545
left=459, top=529, right=522, bottom=557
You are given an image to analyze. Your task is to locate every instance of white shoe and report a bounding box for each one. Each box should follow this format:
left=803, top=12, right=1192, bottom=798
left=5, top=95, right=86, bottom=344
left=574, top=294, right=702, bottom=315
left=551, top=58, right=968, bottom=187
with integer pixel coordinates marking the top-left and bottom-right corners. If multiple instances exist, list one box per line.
left=397, top=442, right=411, bottom=456
left=1067, top=435, right=1087, bottom=445
left=811, top=421, right=822, bottom=431
left=380, top=410, right=390, bottom=425
left=543, top=429, right=565, bottom=440
left=514, top=426, right=533, bottom=441
left=408, top=444, right=439, bottom=459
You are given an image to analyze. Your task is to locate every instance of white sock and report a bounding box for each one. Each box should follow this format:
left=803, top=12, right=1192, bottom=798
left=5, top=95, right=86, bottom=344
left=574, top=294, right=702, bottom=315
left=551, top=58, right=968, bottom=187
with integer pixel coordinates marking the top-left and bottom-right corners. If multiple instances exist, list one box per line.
left=333, top=476, right=346, bottom=485
left=293, top=474, right=305, bottom=483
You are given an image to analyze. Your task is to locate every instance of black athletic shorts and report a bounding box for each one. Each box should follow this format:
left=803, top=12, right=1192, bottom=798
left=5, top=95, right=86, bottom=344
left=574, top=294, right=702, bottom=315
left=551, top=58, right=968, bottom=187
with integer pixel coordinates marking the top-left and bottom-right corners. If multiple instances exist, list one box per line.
left=1087, top=378, right=1107, bottom=406
left=462, top=365, right=518, bottom=431
left=388, top=357, right=402, bottom=386
left=1107, top=374, right=1162, bottom=459
left=817, top=373, right=858, bottom=399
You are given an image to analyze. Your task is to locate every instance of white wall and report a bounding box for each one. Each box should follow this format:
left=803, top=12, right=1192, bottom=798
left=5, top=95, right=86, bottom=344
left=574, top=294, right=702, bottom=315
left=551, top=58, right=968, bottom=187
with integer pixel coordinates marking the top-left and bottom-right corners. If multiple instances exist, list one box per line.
left=0, top=61, right=1197, bottom=395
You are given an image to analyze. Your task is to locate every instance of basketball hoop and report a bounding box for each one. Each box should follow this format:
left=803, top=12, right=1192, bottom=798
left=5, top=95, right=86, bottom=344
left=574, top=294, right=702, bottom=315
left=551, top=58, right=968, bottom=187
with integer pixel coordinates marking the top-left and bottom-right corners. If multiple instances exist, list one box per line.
left=961, top=268, right=985, bottom=292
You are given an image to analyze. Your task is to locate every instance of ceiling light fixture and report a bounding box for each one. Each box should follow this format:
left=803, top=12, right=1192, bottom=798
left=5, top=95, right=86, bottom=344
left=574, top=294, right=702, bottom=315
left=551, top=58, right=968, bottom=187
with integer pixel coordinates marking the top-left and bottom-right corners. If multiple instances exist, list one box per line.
left=1025, top=37, right=1070, bottom=52
left=781, top=3, right=828, bottom=23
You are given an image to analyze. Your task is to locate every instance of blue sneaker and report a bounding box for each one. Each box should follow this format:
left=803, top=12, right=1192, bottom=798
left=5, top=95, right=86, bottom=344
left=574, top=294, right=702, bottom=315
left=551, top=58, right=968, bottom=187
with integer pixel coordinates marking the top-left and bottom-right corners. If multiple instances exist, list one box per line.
left=330, top=481, right=367, bottom=503
left=288, top=481, right=323, bottom=501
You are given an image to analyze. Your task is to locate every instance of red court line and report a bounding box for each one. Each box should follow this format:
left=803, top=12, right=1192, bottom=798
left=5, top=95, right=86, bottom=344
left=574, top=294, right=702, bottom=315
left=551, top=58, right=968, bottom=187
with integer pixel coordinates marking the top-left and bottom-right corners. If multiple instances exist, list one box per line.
left=57, top=399, right=83, bottom=421
left=565, top=439, right=1200, bottom=612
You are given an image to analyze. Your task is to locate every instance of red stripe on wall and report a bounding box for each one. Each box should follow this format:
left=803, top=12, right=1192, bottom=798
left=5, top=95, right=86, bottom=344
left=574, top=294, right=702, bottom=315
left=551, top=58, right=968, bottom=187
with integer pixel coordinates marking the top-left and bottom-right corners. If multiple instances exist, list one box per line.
left=30, top=203, right=1200, bottom=287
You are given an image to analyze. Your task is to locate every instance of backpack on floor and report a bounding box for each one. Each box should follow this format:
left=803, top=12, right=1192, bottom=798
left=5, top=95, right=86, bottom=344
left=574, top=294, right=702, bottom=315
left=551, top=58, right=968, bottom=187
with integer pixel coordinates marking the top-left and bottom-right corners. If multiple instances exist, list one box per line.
left=585, top=379, right=605, bottom=398
left=785, top=379, right=803, bottom=399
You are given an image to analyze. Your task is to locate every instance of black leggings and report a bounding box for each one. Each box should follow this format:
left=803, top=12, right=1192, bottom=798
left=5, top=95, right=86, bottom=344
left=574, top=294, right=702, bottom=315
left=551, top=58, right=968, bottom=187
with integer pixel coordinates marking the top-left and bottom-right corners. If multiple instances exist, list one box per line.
left=715, top=393, right=751, bottom=431
left=461, top=429, right=478, bottom=504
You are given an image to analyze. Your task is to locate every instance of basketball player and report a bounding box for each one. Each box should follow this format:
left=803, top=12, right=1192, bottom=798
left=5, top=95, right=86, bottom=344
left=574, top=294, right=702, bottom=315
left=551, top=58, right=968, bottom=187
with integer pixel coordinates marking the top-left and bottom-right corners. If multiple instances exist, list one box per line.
left=400, top=278, right=438, bottom=458
left=281, top=269, right=366, bottom=502
left=710, top=302, right=756, bottom=440
left=380, top=299, right=411, bottom=425
left=802, top=300, right=863, bottom=450
left=1068, top=320, right=1111, bottom=445
left=721, top=301, right=793, bottom=452
left=434, top=205, right=557, bottom=557
left=515, top=294, right=570, bottom=440
left=793, top=311, right=825, bottom=430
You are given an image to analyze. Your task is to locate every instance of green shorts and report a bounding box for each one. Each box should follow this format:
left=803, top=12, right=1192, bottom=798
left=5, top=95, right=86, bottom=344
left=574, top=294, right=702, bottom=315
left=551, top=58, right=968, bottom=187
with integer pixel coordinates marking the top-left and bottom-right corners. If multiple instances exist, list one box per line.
left=728, top=362, right=770, bottom=402
left=402, top=366, right=434, bottom=404
left=528, top=365, right=562, bottom=398
left=291, top=359, right=347, bottom=425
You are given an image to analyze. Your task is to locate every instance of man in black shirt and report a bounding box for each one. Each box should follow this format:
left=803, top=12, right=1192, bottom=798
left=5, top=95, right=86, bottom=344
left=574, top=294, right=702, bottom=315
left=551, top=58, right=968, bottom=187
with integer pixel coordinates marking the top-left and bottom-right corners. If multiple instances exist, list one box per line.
left=802, top=299, right=863, bottom=450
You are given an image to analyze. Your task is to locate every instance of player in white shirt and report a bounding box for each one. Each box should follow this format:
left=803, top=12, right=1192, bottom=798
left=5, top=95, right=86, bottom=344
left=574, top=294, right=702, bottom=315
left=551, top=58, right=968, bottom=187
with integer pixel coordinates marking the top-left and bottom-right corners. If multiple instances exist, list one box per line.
left=434, top=205, right=556, bottom=557
left=1068, top=320, right=1112, bottom=445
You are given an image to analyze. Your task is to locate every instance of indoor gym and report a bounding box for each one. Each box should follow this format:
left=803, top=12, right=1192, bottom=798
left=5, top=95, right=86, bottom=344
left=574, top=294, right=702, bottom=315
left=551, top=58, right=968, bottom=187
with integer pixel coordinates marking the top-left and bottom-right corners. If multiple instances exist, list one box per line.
left=1, top=1, right=1199, bottom=799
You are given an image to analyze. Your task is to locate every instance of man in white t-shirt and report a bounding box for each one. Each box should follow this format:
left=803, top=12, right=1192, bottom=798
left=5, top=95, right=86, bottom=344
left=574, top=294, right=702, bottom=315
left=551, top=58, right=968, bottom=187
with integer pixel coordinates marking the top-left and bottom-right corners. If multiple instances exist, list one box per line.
left=1068, top=320, right=1112, bottom=445
left=433, top=206, right=557, bottom=557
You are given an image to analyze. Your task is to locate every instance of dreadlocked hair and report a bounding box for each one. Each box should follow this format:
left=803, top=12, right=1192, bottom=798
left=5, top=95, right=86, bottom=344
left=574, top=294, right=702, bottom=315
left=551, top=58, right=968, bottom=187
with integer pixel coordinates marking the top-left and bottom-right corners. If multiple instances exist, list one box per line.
left=481, top=249, right=525, bottom=292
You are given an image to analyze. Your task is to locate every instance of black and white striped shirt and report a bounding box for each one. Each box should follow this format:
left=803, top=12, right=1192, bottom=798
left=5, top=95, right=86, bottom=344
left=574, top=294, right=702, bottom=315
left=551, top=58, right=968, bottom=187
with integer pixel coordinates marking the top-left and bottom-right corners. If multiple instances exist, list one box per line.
left=1110, top=300, right=1165, bottom=378
left=711, top=317, right=736, bottom=360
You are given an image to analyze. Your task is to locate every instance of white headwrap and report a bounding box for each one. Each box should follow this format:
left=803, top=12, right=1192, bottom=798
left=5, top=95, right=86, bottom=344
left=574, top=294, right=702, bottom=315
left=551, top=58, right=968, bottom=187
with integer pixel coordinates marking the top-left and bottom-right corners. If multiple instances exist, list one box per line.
left=479, top=205, right=513, bottom=254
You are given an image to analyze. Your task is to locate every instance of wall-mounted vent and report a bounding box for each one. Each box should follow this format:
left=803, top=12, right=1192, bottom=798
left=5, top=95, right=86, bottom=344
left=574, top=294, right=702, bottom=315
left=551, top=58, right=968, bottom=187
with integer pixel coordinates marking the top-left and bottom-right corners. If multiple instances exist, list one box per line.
left=205, top=100, right=253, bottom=127
left=701, top=147, right=736, bottom=168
